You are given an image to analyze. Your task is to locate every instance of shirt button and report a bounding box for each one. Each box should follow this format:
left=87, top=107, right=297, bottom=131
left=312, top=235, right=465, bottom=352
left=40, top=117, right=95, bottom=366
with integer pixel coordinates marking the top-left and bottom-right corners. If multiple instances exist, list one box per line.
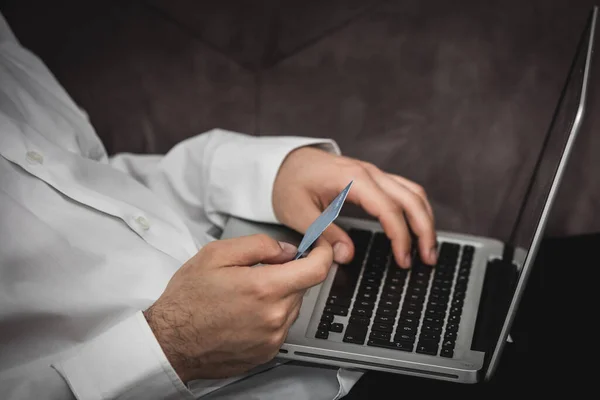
left=135, top=216, right=151, bottom=231
left=26, top=151, right=44, bottom=165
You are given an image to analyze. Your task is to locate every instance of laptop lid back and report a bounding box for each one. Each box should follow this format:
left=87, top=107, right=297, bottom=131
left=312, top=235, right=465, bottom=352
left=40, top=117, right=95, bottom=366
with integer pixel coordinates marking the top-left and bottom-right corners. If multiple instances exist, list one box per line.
left=484, top=6, right=597, bottom=380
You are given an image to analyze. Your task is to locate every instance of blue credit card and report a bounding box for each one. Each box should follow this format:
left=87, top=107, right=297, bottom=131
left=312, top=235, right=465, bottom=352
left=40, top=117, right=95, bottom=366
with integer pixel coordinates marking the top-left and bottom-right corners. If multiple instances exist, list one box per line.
left=294, top=181, right=353, bottom=260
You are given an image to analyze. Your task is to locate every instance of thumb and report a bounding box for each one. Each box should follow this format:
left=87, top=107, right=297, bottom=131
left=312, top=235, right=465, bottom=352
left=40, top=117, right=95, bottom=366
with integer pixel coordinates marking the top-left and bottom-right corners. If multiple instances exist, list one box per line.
left=201, top=234, right=298, bottom=268
left=287, top=198, right=355, bottom=264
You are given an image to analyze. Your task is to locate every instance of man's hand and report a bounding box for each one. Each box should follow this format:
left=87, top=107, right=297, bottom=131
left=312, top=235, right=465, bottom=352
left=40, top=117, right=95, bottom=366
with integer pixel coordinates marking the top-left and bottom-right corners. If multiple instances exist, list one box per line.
left=144, top=234, right=333, bottom=383
left=273, top=146, right=437, bottom=269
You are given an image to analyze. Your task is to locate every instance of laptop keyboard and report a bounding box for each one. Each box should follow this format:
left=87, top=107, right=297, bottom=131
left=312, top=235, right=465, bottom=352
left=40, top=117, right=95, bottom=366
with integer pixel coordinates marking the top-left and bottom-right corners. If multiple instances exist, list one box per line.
left=315, top=228, right=475, bottom=358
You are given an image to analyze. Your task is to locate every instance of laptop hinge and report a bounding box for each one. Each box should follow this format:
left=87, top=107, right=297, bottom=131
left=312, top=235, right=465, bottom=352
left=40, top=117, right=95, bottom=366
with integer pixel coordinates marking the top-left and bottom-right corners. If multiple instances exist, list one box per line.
left=471, top=242, right=518, bottom=355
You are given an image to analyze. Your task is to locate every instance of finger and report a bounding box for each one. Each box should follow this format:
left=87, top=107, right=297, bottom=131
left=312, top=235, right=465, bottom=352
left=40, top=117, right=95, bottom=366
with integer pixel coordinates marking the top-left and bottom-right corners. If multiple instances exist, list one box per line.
left=283, top=192, right=355, bottom=264
left=343, top=171, right=413, bottom=268
left=200, top=234, right=297, bottom=268
left=257, top=237, right=334, bottom=295
left=362, top=167, right=437, bottom=265
left=386, top=173, right=434, bottom=219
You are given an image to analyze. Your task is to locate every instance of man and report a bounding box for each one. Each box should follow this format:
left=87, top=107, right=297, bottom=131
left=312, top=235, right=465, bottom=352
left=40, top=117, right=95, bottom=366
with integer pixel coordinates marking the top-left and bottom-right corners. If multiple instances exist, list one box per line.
left=0, top=12, right=437, bottom=400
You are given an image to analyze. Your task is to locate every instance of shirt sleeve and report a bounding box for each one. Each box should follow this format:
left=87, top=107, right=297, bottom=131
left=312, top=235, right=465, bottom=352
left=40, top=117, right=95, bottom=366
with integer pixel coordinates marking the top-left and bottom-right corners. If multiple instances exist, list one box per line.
left=52, top=311, right=195, bottom=400
left=108, top=129, right=341, bottom=229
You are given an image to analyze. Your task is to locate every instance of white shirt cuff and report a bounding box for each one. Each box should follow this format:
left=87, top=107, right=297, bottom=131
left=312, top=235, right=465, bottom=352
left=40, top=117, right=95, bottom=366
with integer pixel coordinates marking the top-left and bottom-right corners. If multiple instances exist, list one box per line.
left=207, top=135, right=341, bottom=224
left=53, top=311, right=194, bottom=400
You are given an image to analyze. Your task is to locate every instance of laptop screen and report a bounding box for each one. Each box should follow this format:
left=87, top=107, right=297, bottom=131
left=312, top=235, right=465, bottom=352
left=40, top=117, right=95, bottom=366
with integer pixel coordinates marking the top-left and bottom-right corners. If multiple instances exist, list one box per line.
left=485, top=8, right=597, bottom=379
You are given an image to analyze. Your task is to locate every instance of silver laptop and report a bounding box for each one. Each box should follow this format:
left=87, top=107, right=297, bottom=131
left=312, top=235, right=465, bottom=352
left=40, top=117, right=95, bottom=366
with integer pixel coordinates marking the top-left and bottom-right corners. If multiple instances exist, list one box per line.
left=221, top=7, right=597, bottom=384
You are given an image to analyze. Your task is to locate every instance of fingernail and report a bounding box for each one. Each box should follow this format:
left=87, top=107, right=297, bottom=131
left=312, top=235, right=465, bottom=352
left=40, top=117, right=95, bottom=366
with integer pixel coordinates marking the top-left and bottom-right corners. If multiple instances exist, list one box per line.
left=403, top=254, right=412, bottom=268
left=278, top=241, right=298, bottom=256
left=430, top=247, right=438, bottom=265
left=333, top=242, right=350, bottom=263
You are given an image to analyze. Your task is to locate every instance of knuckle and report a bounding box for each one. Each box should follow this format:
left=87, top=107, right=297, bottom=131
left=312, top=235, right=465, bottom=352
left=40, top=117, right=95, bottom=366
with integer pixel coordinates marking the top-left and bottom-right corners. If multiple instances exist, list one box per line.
left=251, top=279, right=272, bottom=299
left=412, top=184, right=428, bottom=198
left=362, top=161, right=379, bottom=173
left=264, top=307, right=287, bottom=329
left=348, top=163, right=369, bottom=178
left=200, top=241, right=219, bottom=259
left=315, top=262, right=330, bottom=282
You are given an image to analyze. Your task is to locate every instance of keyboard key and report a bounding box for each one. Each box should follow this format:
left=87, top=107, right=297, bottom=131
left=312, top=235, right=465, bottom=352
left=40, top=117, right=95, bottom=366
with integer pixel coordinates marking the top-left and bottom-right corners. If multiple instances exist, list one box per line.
left=386, top=276, right=405, bottom=285
left=445, top=323, right=459, bottom=333
left=316, top=329, right=329, bottom=339
left=423, top=316, right=443, bottom=326
left=359, top=284, right=379, bottom=292
left=448, top=314, right=461, bottom=324
left=363, top=277, right=380, bottom=285
left=383, top=284, right=404, bottom=293
left=376, top=307, right=397, bottom=317
left=321, top=313, right=334, bottom=323
left=349, top=315, right=370, bottom=325
left=318, top=321, right=331, bottom=331
left=326, top=297, right=351, bottom=308
left=397, top=316, right=419, bottom=326
left=400, top=308, right=419, bottom=318
left=422, top=324, right=442, bottom=334
left=381, top=291, right=402, bottom=300
left=371, top=323, right=393, bottom=333
left=324, top=305, right=348, bottom=316
left=419, top=331, right=440, bottom=341
left=394, top=332, right=416, bottom=342
left=380, top=299, right=400, bottom=309
left=416, top=340, right=439, bottom=355
left=344, top=324, right=368, bottom=344
left=444, top=331, right=457, bottom=340
left=370, top=331, right=391, bottom=341
left=396, top=324, right=418, bottom=335
left=403, top=300, right=424, bottom=310
left=374, top=314, right=395, bottom=324
left=440, top=348, right=454, bottom=358
left=351, top=307, right=373, bottom=318
left=357, top=292, right=376, bottom=301
left=368, top=339, right=414, bottom=352
left=330, top=323, right=344, bottom=333
left=355, top=300, right=375, bottom=309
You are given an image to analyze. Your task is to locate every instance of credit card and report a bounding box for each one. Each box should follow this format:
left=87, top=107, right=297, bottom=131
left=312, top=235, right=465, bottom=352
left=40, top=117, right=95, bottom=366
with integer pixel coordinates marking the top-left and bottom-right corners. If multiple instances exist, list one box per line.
left=294, top=180, right=353, bottom=260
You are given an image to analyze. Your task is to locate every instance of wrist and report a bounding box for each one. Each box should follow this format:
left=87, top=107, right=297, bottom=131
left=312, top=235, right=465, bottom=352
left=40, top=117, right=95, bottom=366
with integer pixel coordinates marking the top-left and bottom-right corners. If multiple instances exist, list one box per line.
left=143, top=305, right=193, bottom=383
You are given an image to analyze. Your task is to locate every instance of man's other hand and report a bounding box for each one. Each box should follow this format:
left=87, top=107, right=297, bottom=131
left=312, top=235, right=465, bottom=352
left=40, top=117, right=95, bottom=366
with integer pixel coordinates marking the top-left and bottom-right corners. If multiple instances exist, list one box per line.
left=144, top=234, right=333, bottom=383
left=273, top=146, right=437, bottom=269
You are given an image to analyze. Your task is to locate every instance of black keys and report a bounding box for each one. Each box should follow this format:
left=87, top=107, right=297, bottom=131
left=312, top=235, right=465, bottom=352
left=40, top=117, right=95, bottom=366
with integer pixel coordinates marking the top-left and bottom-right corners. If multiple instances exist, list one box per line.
left=370, top=330, right=391, bottom=341
left=394, top=332, right=415, bottom=343
left=316, top=329, right=329, bottom=339
left=371, top=323, right=393, bottom=333
left=440, top=348, right=454, bottom=358
left=330, top=323, right=344, bottom=333
left=368, top=338, right=414, bottom=352
left=324, top=305, right=348, bottom=316
left=326, top=297, right=351, bottom=308
left=416, top=340, right=439, bottom=355
left=352, top=307, right=372, bottom=318
left=318, top=321, right=331, bottom=331
left=321, top=313, right=334, bottom=323
left=349, top=315, right=370, bottom=326
left=374, top=314, right=394, bottom=324
left=438, top=245, right=475, bottom=357
left=343, top=323, right=368, bottom=345
left=355, top=299, right=375, bottom=309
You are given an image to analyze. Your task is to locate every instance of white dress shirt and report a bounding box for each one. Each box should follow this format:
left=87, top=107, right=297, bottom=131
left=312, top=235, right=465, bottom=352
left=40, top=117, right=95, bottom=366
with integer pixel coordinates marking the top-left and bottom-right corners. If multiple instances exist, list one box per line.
left=0, top=13, right=363, bottom=400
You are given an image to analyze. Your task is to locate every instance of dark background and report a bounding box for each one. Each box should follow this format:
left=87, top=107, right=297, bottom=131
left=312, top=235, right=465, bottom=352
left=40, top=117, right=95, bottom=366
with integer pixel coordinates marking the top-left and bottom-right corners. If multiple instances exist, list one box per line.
left=2, top=0, right=599, bottom=244
left=1, top=1, right=596, bottom=396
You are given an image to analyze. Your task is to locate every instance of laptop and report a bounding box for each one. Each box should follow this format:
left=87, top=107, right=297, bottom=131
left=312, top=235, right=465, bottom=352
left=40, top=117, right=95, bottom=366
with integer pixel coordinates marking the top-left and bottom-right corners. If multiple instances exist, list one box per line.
left=220, top=7, right=597, bottom=383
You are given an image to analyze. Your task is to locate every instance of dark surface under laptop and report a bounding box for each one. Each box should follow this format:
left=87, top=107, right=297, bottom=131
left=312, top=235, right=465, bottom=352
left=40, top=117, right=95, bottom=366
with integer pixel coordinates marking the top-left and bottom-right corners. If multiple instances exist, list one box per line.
left=344, top=232, right=597, bottom=397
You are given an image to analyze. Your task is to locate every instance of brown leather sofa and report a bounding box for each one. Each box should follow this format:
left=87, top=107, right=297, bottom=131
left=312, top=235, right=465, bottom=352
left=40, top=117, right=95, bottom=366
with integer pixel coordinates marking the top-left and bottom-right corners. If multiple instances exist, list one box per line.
left=3, top=0, right=599, bottom=242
